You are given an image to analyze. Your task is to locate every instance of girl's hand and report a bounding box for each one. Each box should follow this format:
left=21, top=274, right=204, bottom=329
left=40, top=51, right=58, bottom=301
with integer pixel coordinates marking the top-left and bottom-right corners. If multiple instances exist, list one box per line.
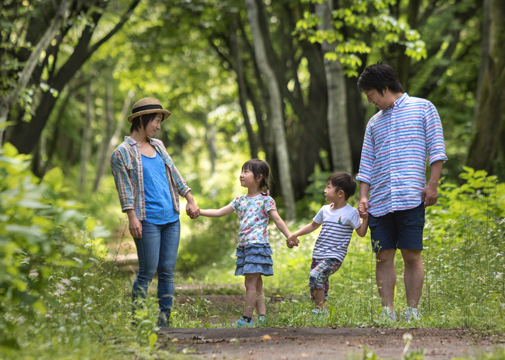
left=286, top=234, right=299, bottom=248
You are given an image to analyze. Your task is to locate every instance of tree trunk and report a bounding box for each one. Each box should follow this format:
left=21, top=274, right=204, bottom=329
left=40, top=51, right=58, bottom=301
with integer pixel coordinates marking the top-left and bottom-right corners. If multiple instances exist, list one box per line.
left=466, top=0, right=505, bottom=174
left=93, top=77, right=114, bottom=192
left=93, top=90, right=135, bottom=192
left=205, top=118, right=217, bottom=175
left=316, top=0, right=352, bottom=173
left=0, top=0, right=72, bottom=146
left=229, top=13, right=258, bottom=159
left=79, top=82, right=93, bottom=190
left=245, top=0, right=296, bottom=221
left=474, top=0, right=491, bottom=122
left=7, top=0, right=140, bottom=154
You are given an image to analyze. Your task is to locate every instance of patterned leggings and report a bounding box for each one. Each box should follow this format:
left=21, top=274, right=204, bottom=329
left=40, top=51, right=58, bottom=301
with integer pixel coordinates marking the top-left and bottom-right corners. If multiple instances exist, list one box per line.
left=308, top=258, right=342, bottom=301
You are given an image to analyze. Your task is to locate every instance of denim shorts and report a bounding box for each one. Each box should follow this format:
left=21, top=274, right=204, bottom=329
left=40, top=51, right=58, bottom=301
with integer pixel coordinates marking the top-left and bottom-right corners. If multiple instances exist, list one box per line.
left=369, top=203, right=425, bottom=251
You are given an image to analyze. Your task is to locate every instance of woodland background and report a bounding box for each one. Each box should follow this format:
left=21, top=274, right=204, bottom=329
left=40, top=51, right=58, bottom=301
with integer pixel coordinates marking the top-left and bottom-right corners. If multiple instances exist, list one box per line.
left=1, top=0, right=505, bottom=357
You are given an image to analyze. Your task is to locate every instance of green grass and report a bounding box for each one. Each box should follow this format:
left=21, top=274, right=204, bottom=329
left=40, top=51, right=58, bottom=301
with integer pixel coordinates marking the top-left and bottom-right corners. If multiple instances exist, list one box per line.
left=2, top=168, right=505, bottom=359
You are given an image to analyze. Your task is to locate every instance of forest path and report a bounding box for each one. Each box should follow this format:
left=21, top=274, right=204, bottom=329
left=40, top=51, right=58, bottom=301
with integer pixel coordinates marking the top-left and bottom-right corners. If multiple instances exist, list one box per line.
left=159, top=327, right=501, bottom=360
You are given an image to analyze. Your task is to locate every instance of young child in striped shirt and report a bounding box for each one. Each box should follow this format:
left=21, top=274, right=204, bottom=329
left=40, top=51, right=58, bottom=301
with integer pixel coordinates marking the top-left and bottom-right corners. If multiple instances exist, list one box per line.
left=286, top=172, right=368, bottom=317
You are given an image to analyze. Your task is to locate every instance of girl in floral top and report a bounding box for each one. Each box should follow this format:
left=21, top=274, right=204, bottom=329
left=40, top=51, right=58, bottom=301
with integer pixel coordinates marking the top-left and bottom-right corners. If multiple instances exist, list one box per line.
left=198, top=159, right=291, bottom=326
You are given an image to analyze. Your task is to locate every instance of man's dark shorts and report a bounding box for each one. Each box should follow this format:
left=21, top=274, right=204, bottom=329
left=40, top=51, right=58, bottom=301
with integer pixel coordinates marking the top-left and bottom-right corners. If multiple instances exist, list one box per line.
left=369, top=203, right=425, bottom=251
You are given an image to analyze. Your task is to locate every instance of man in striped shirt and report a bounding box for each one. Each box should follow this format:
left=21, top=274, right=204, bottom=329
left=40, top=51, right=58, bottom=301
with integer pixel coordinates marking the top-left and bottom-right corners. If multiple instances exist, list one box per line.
left=356, top=63, right=447, bottom=323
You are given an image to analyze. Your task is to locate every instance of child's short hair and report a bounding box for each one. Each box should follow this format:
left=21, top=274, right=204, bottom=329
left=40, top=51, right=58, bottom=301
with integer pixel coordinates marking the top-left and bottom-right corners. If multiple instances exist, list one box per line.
left=327, top=172, right=356, bottom=200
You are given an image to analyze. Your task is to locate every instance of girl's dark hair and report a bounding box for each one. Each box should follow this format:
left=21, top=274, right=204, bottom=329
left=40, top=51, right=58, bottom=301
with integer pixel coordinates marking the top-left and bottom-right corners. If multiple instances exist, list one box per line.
left=242, top=159, right=271, bottom=194
left=327, top=172, right=356, bottom=200
left=357, top=62, right=403, bottom=95
left=130, top=113, right=160, bottom=133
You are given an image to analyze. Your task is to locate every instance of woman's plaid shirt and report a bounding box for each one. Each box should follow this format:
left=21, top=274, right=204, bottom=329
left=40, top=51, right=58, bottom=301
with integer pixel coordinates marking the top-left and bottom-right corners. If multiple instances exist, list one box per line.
left=110, top=136, right=191, bottom=220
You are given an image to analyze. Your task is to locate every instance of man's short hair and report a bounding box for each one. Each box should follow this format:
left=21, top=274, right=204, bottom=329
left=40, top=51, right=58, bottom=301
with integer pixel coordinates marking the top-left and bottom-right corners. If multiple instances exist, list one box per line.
left=357, top=62, right=403, bottom=95
left=327, top=172, right=356, bottom=200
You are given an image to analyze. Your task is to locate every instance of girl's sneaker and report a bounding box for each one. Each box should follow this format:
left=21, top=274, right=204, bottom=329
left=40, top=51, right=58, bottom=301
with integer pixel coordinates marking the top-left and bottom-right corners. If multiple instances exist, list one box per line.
left=235, top=317, right=254, bottom=327
left=312, top=309, right=329, bottom=318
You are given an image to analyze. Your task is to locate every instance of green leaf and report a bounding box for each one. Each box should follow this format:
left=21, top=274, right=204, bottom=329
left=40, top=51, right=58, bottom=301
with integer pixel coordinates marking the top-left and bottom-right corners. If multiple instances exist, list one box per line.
left=149, top=333, right=158, bottom=348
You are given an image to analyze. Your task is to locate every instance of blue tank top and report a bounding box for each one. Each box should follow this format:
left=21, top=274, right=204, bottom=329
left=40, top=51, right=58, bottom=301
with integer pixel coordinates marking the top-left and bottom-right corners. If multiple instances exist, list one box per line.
left=141, top=151, right=179, bottom=225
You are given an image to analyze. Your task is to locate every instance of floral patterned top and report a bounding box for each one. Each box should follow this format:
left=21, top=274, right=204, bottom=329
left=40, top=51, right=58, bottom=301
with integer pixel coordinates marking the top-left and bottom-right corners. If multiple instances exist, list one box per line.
left=230, top=194, right=276, bottom=246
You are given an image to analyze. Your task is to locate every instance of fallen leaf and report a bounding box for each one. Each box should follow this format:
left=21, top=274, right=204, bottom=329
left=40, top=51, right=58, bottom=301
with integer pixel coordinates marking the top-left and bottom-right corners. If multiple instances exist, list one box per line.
left=172, top=338, right=178, bottom=342
left=263, top=335, right=272, bottom=340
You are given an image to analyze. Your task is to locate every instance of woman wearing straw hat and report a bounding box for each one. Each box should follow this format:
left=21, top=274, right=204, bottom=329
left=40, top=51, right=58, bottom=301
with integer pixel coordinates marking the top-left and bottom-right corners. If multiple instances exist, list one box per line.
left=110, top=97, right=199, bottom=327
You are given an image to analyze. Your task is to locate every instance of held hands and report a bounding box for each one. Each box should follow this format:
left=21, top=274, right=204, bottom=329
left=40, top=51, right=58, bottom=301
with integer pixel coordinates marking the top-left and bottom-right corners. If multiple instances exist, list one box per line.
left=286, top=234, right=299, bottom=249
left=358, top=197, right=369, bottom=217
left=186, top=201, right=200, bottom=219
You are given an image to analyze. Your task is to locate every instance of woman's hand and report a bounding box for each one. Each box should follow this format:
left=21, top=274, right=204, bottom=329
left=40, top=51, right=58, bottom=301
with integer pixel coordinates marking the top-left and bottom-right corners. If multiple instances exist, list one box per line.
left=185, top=191, right=200, bottom=219
left=127, top=210, right=142, bottom=238
left=186, top=202, right=200, bottom=219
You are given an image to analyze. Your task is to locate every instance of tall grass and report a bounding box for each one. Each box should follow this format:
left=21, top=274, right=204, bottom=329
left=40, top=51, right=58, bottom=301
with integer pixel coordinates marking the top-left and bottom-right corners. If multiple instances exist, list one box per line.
left=192, top=168, right=505, bottom=331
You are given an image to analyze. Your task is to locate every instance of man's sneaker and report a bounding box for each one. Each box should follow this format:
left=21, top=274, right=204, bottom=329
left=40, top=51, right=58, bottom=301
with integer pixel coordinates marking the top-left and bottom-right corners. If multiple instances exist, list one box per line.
left=379, top=306, right=397, bottom=323
left=402, top=307, right=421, bottom=323
left=312, top=308, right=329, bottom=318
left=235, top=317, right=254, bottom=327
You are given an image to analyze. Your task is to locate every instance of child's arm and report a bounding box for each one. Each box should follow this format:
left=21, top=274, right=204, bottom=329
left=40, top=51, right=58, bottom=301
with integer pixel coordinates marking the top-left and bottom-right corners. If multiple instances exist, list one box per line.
left=199, top=205, right=234, bottom=218
left=355, top=213, right=369, bottom=237
left=289, top=221, right=321, bottom=241
left=268, top=209, right=291, bottom=238
left=286, top=221, right=321, bottom=247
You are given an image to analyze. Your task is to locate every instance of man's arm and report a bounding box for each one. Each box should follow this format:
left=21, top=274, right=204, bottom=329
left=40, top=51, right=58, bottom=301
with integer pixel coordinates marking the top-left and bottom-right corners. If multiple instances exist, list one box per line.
left=422, top=160, right=443, bottom=208
left=358, top=181, right=370, bottom=215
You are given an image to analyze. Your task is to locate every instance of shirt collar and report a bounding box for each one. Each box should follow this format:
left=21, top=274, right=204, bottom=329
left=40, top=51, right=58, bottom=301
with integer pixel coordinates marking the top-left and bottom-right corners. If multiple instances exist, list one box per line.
left=393, top=93, right=409, bottom=108
left=124, top=135, right=157, bottom=147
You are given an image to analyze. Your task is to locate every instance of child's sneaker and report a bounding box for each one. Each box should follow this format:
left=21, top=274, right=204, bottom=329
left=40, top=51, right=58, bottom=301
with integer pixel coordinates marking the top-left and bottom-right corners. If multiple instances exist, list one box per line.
left=379, top=306, right=397, bottom=323
left=256, top=315, right=266, bottom=326
left=401, top=307, right=421, bottom=323
left=311, top=309, right=329, bottom=318
left=235, top=317, right=254, bottom=327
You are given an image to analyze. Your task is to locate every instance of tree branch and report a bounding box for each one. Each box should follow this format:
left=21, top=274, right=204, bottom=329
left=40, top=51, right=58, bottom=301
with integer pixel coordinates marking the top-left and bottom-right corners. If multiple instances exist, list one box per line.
left=88, top=0, right=141, bottom=54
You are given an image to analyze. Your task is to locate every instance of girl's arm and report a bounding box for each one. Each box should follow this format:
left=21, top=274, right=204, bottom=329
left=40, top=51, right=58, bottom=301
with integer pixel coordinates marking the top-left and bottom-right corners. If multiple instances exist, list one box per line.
left=355, top=216, right=369, bottom=237
left=268, top=209, right=291, bottom=238
left=199, top=205, right=234, bottom=218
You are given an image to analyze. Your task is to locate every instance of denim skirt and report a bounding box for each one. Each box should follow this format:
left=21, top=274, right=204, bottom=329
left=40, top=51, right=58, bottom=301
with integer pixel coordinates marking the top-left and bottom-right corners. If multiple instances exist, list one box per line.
left=235, top=243, right=274, bottom=276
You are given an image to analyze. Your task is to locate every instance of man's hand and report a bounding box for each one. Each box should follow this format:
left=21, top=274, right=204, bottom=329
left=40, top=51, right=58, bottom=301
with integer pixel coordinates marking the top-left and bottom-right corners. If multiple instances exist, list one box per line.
left=422, top=184, right=438, bottom=208
left=358, top=197, right=369, bottom=216
left=127, top=211, right=142, bottom=238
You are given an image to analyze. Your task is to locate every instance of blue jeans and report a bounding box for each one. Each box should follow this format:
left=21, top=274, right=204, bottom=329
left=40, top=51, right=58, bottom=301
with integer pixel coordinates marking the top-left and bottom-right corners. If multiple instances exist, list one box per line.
left=132, top=219, right=180, bottom=320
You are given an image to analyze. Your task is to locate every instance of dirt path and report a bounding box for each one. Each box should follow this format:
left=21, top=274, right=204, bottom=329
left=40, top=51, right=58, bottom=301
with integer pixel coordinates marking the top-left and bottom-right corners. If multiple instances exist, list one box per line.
left=160, top=327, right=502, bottom=359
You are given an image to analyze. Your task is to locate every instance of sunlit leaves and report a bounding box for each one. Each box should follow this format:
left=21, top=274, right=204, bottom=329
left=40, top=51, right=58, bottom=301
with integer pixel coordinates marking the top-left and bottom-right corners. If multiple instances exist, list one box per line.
left=294, top=0, right=427, bottom=74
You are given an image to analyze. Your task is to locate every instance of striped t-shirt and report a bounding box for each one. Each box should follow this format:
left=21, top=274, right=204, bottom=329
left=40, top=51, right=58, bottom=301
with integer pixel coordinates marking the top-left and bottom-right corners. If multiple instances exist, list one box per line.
left=356, top=93, right=447, bottom=217
left=312, top=204, right=361, bottom=261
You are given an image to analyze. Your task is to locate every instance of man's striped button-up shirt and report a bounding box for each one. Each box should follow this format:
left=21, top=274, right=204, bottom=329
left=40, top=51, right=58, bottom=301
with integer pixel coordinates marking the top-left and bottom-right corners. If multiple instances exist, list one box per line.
left=356, top=93, right=447, bottom=217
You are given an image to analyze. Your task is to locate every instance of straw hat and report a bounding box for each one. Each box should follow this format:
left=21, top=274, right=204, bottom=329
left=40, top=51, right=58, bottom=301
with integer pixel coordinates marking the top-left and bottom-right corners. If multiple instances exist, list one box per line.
left=127, top=97, right=171, bottom=123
